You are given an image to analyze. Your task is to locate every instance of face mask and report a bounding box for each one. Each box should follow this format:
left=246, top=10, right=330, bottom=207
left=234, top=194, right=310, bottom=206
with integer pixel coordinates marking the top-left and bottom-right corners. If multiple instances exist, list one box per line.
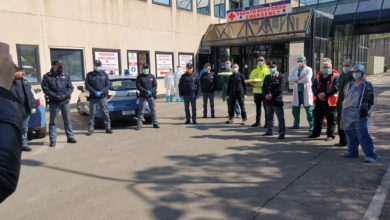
left=143, top=69, right=149, bottom=74
left=270, top=68, right=277, bottom=75
left=343, top=67, right=350, bottom=74
left=204, top=67, right=209, bottom=72
left=232, top=67, right=239, bottom=73
left=225, top=65, right=231, bottom=70
left=257, top=61, right=264, bottom=67
left=322, top=69, right=331, bottom=75
left=353, top=72, right=362, bottom=80
left=297, top=62, right=305, bottom=68
left=94, top=66, right=102, bottom=72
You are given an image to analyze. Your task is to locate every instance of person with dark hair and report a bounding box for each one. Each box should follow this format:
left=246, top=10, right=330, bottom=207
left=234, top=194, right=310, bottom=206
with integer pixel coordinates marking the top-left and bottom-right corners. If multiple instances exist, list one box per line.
left=136, top=64, right=159, bottom=130
left=11, top=67, right=36, bottom=151
left=179, top=63, right=200, bottom=124
left=41, top=60, right=77, bottom=147
left=200, top=63, right=217, bottom=118
left=85, top=60, right=112, bottom=136
left=0, top=42, right=23, bottom=204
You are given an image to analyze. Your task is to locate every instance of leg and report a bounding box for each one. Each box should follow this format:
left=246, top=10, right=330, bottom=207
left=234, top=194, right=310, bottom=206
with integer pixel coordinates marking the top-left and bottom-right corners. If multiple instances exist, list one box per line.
left=292, top=106, right=301, bottom=128
left=210, top=93, right=215, bottom=117
left=235, top=100, right=241, bottom=117
left=325, top=106, right=336, bottom=138
left=21, top=115, right=30, bottom=149
left=356, top=117, right=377, bottom=160
left=203, top=94, right=208, bottom=117
left=147, top=97, right=159, bottom=125
left=237, top=96, right=247, bottom=120
left=60, top=103, right=74, bottom=140
left=183, top=96, right=191, bottom=122
left=275, top=106, right=286, bottom=135
left=49, top=104, right=60, bottom=142
left=137, top=98, right=146, bottom=126
left=337, top=107, right=347, bottom=145
left=228, top=97, right=235, bottom=119
left=344, top=128, right=359, bottom=157
left=88, top=99, right=98, bottom=131
left=265, top=105, right=275, bottom=134
left=254, top=94, right=261, bottom=124
left=262, top=96, right=268, bottom=127
left=311, top=106, right=324, bottom=137
left=191, top=96, right=197, bottom=122
left=305, top=105, right=314, bottom=130
left=99, top=98, right=111, bottom=130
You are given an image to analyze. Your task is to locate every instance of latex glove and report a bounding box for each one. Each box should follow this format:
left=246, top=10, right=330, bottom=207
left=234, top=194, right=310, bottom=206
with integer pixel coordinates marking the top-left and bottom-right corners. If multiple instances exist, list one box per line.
left=265, top=94, right=272, bottom=100
left=57, top=95, right=66, bottom=100
left=31, top=108, right=37, bottom=114
left=318, top=93, right=326, bottom=101
left=147, top=90, right=152, bottom=97
left=95, top=91, right=102, bottom=97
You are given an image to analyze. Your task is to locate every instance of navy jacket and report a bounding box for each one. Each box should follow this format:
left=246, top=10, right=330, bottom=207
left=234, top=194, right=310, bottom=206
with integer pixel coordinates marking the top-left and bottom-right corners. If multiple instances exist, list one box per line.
left=262, top=73, right=286, bottom=106
left=200, top=72, right=217, bottom=94
left=179, top=73, right=200, bottom=97
left=312, top=74, right=339, bottom=104
left=136, top=74, right=157, bottom=98
left=41, top=70, right=74, bottom=105
left=11, top=78, right=36, bottom=119
left=0, top=87, right=22, bottom=204
left=85, top=70, right=111, bottom=99
left=227, top=72, right=247, bottom=97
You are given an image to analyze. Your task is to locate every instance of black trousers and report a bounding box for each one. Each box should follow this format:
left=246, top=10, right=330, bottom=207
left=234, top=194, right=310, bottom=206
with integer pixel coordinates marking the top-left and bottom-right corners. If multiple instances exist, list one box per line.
left=203, top=93, right=215, bottom=117
left=312, top=102, right=336, bottom=138
left=183, top=96, right=197, bottom=122
left=228, top=95, right=246, bottom=119
left=254, top=93, right=267, bottom=125
left=337, top=106, right=347, bottom=144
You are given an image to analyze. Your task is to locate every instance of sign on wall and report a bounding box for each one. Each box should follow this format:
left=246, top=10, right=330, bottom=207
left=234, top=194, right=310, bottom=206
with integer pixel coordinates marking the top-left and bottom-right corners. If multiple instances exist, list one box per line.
left=127, top=52, right=138, bottom=77
left=178, top=53, right=194, bottom=70
left=155, top=52, right=174, bottom=78
left=93, top=49, right=121, bottom=76
left=227, top=0, right=292, bottom=22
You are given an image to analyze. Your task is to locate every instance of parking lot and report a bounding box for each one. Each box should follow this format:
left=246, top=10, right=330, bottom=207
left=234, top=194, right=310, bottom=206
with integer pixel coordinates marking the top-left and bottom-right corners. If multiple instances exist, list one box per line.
left=1, top=75, right=390, bottom=220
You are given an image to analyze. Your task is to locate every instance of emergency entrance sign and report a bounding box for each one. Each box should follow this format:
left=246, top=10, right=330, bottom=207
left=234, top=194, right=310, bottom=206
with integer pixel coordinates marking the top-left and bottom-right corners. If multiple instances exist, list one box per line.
left=156, top=53, right=173, bottom=78
left=94, top=50, right=120, bottom=75
left=227, top=0, right=292, bottom=22
left=127, top=52, right=138, bottom=77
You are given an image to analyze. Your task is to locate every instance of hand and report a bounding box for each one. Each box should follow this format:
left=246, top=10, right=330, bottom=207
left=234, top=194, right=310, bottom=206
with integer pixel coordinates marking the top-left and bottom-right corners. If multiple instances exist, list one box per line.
left=31, top=108, right=37, bottom=114
left=95, top=91, right=102, bottom=97
left=146, top=90, right=152, bottom=97
left=265, top=94, right=272, bottom=100
left=0, top=43, right=16, bottom=90
left=57, top=95, right=66, bottom=100
left=318, top=93, right=326, bottom=101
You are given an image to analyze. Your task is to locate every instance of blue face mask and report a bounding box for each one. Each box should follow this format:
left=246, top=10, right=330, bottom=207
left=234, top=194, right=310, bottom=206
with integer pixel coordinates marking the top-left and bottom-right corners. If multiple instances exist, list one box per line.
left=94, top=66, right=102, bottom=72
left=353, top=72, right=362, bottom=79
left=270, top=67, right=277, bottom=75
left=143, top=69, right=150, bottom=74
left=257, top=61, right=264, bottom=67
left=343, top=67, right=350, bottom=74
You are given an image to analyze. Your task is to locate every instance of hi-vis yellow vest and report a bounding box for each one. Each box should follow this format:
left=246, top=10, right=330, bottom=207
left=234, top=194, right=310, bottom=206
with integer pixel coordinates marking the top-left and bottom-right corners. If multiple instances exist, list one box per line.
left=249, top=66, right=270, bottom=94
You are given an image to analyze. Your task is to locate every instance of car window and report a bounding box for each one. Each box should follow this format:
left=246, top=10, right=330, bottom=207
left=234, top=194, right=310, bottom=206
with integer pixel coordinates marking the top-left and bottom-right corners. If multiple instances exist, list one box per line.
left=110, top=79, right=137, bottom=91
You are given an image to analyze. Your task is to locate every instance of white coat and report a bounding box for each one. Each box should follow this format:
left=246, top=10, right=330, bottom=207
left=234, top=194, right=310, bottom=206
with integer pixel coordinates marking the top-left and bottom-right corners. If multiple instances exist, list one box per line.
left=288, top=65, right=314, bottom=107
left=173, top=70, right=183, bottom=98
left=164, top=72, right=175, bottom=89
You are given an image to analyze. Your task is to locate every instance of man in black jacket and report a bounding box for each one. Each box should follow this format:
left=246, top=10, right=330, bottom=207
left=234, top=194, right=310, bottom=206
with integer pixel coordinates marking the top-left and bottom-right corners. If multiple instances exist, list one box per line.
left=226, top=64, right=247, bottom=125
left=41, top=60, right=77, bottom=147
left=11, top=67, right=37, bottom=151
left=136, top=64, right=159, bottom=130
left=0, top=42, right=23, bottom=204
left=200, top=63, right=217, bottom=118
left=85, top=60, right=112, bottom=135
left=179, top=63, right=200, bottom=124
left=262, top=63, right=286, bottom=139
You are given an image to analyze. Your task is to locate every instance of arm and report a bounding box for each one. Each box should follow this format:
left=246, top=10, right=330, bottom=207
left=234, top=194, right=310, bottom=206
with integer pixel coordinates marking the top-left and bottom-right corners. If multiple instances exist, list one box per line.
left=297, top=68, right=313, bottom=84
left=288, top=70, right=299, bottom=82
left=23, top=80, right=36, bottom=109
left=241, top=75, right=247, bottom=95
left=213, top=74, right=218, bottom=92
left=325, top=76, right=339, bottom=97
left=152, top=76, right=158, bottom=96
left=262, top=76, right=269, bottom=94
left=85, top=74, right=96, bottom=94
left=64, top=75, right=74, bottom=98
left=41, top=76, right=57, bottom=98
left=312, top=79, right=319, bottom=96
left=271, top=75, right=286, bottom=98
left=226, top=75, right=232, bottom=96
left=136, top=76, right=147, bottom=94
left=195, top=76, right=200, bottom=97
left=101, top=73, right=111, bottom=94
left=178, top=76, right=183, bottom=97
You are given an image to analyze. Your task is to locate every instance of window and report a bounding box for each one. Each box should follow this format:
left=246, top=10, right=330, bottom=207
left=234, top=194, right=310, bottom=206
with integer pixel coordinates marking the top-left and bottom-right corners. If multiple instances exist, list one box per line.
left=50, top=48, right=85, bottom=81
left=197, top=0, right=210, bottom=14
left=334, top=0, right=359, bottom=15
left=16, top=45, right=41, bottom=84
left=153, top=0, right=171, bottom=6
left=127, top=50, right=150, bottom=76
left=215, top=0, right=226, bottom=18
left=177, top=0, right=192, bottom=10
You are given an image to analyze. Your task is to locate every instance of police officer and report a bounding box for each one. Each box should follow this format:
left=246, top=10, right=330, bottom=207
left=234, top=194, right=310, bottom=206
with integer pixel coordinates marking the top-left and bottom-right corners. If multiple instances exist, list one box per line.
left=11, top=67, right=36, bottom=151
left=136, top=64, right=159, bottom=130
left=41, top=60, right=77, bottom=147
left=85, top=60, right=112, bottom=136
left=200, top=63, right=217, bottom=118
left=179, top=63, right=200, bottom=124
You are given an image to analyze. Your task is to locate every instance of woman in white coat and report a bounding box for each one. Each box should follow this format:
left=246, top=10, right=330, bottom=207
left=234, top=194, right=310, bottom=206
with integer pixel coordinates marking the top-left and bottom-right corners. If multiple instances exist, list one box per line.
left=173, top=66, right=184, bottom=102
left=164, top=69, right=175, bottom=102
left=288, top=56, right=314, bottom=130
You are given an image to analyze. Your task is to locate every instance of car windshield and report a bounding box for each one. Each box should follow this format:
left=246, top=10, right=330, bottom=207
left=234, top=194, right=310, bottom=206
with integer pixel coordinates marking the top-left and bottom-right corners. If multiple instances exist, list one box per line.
left=110, top=79, right=137, bottom=91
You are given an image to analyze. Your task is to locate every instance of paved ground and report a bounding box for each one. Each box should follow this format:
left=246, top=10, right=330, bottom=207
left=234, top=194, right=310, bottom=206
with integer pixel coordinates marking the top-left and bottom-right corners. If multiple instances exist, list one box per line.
left=1, top=74, right=390, bottom=220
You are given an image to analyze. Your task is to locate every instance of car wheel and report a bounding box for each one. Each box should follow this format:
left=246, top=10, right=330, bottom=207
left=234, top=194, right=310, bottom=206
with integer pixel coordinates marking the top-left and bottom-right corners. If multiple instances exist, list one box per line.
left=35, top=126, right=47, bottom=139
left=77, top=99, right=88, bottom=116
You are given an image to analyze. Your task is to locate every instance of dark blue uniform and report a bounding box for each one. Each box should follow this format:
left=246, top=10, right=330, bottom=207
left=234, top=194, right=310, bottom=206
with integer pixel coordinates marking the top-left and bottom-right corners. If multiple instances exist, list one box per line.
left=179, top=73, right=200, bottom=123
left=41, top=70, right=74, bottom=143
left=136, top=73, right=158, bottom=126
left=226, top=72, right=247, bottom=120
left=200, top=72, right=217, bottom=117
left=85, top=70, right=111, bottom=131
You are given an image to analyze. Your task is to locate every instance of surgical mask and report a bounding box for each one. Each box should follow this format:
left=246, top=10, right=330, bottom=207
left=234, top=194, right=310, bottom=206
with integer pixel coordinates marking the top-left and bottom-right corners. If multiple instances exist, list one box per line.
left=143, top=68, right=150, bottom=74
left=343, top=67, right=351, bottom=74
left=204, top=67, right=208, bottom=72
left=322, top=69, right=331, bottom=75
left=225, top=64, right=231, bottom=70
left=270, top=68, right=277, bottom=75
left=297, top=62, right=305, bottom=68
left=94, top=66, right=102, bottom=72
left=353, top=72, right=362, bottom=80
left=232, top=67, right=239, bottom=73
left=257, top=61, right=264, bottom=67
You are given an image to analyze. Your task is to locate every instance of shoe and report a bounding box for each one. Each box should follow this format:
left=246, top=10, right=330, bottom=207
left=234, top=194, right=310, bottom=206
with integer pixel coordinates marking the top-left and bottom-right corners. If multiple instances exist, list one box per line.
left=211, top=115, right=216, bottom=118
left=165, top=97, right=170, bottom=102
left=135, top=125, right=142, bottom=130
left=203, top=115, right=207, bottom=118
left=308, top=135, right=319, bottom=139
left=263, top=125, right=268, bottom=129
left=67, top=138, right=77, bottom=144
left=334, top=142, right=347, bottom=147
left=226, top=120, right=233, bottom=124
left=342, top=152, right=359, bottom=158
left=363, top=157, right=377, bottom=163
left=241, top=118, right=247, bottom=125
left=153, top=124, right=160, bottom=128
left=325, top=137, right=334, bottom=141
left=106, top=129, right=113, bottom=134
left=278, top=134, right=285, bottom=139
left=251, top=122, right=259, bottom=127
left=22, top=146, right=32, bottom=152
left=192, top=121, right=197, bottom=125
left=289, top=126, right=300, bottom=129
left=185, top=121, right=191, bottom=124
left=263, top=132, right=273, bottom=136
left=236, top=115, right=242, bottom=119
left=49, top=141, right=56, bottom=147
left=86, top=130, right=94, bottom=136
